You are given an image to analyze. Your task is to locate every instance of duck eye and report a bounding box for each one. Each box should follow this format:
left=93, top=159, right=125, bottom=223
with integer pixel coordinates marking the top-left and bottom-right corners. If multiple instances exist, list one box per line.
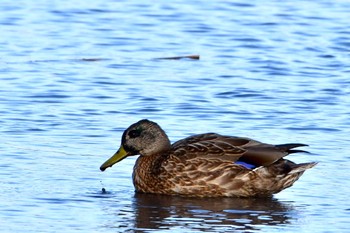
left=128, top=129, right=141, bottom=138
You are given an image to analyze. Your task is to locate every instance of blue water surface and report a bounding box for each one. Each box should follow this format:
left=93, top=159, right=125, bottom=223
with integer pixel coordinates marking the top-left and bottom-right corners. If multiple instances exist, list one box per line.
left=1, top=0, right=350, bottom=232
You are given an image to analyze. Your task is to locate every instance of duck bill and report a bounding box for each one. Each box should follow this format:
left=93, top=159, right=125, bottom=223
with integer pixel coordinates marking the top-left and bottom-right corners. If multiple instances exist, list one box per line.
left=100, top=145, right=129, bottom=171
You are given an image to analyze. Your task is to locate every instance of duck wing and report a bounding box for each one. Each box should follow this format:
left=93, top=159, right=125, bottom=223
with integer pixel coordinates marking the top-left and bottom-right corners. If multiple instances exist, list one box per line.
left=171, top=133, right=308, bottom=167
left=171, top=133, right=246, bottom=161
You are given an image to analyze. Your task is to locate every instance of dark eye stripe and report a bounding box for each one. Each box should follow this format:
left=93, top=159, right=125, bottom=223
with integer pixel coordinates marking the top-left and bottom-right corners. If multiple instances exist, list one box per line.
left=128, top=129, right=141, bottom=138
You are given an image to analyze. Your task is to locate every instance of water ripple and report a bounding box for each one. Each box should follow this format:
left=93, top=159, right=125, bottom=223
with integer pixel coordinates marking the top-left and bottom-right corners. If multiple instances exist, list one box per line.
left=1, top=0, right=350, bottom=233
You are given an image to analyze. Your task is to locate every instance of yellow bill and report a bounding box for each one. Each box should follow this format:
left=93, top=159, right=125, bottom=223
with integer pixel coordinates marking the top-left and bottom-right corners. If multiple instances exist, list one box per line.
left=100, top=145, right=128, bottom=171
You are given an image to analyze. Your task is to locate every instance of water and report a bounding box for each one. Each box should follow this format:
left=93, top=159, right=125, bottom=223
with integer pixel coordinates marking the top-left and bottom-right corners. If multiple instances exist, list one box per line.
left=1, top=0, right=350, bottom=232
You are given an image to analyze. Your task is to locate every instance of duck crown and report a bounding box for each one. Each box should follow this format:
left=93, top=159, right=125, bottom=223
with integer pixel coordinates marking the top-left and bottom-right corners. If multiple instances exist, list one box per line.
left=121, top=119, right=171, bottom=156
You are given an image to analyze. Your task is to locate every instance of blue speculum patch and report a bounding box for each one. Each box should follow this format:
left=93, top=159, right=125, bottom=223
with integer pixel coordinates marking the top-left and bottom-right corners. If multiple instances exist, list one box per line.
left=235, top=161, right=257, bottom=169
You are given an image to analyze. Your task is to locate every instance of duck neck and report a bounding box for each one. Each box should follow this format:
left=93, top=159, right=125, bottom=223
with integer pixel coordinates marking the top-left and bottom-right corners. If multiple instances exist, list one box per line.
left=132, top=152, right=169, bottom=192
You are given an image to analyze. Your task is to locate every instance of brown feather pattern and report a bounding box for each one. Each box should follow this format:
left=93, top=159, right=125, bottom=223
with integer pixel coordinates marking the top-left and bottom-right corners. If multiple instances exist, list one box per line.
left=102, top=119, right=316, bottom=197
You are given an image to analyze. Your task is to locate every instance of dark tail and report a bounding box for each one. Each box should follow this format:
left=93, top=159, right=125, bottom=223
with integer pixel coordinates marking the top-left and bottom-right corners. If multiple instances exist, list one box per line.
left=276, top=143, right=309, bottom=154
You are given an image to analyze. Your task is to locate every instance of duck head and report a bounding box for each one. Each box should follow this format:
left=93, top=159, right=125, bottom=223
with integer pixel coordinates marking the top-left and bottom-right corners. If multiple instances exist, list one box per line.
left=100, top=119, right=171, bottom=171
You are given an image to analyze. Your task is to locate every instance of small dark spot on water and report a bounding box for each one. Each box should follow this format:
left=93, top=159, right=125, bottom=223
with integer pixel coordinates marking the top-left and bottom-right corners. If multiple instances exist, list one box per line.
left=318, top=54, right=335, bottom=59
left=84, top=189, right=112, bottom=198
left=80, top=58, right=107, bottom=62
left=28, top=128, right=46, bottom=132
left=99, top=181, right=109, bottom=195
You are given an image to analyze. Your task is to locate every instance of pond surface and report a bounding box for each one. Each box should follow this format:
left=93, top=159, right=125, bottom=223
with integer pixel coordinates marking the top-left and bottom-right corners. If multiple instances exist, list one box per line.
left=1, top=0, right=350, bottom=232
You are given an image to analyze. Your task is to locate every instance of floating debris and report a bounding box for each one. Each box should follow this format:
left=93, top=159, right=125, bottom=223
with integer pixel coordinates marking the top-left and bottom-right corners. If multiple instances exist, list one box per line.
left=155, top=55, right=200, bottom=60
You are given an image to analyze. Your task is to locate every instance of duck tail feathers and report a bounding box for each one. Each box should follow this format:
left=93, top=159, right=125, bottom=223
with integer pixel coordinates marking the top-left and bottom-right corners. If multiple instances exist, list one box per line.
left=289, top=162, right=317, bottom=174
left=275, top=143, right=309, bottom=154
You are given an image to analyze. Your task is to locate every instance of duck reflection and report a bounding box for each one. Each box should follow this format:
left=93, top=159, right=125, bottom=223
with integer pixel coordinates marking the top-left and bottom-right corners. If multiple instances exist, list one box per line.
left=131, top=193, right=295, bottom=231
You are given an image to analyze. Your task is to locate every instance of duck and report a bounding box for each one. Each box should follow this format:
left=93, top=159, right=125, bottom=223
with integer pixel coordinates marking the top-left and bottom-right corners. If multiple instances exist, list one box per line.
left=100, top=119, right=316, bottom=197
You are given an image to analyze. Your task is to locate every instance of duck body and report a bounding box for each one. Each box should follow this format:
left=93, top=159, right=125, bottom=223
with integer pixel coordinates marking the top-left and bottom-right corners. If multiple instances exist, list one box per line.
left=100, top=119, right=316, bottom=197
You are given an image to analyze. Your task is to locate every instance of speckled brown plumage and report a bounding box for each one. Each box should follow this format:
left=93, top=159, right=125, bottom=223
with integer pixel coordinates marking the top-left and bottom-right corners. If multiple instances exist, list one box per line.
left=100, top=119, right=316, bottom=197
